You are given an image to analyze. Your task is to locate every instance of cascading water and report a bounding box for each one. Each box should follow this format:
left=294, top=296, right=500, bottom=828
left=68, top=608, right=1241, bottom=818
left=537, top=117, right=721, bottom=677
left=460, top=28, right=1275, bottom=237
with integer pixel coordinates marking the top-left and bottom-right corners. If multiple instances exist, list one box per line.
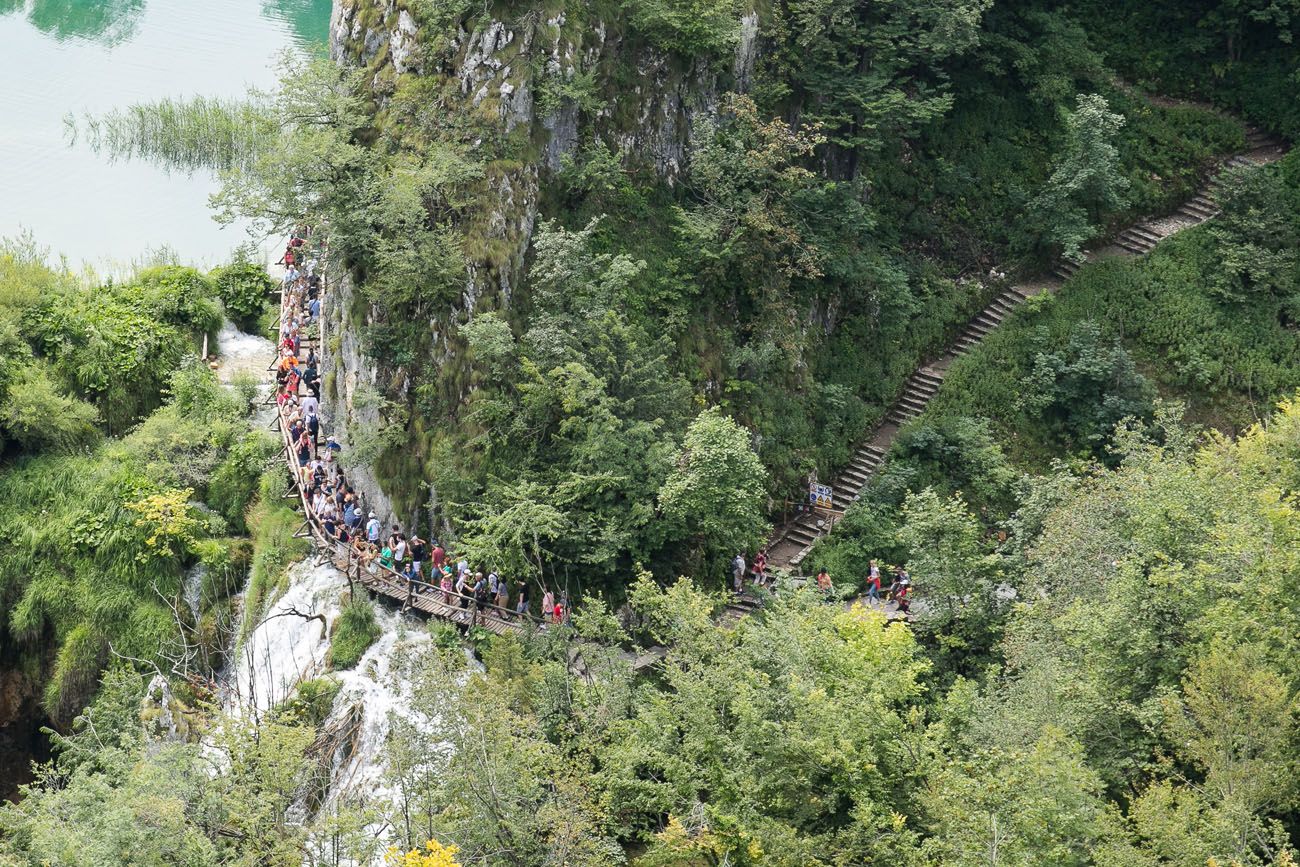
left=212, top=310, right=448, bottom=860
left=229, top=558, right=347, bottom=715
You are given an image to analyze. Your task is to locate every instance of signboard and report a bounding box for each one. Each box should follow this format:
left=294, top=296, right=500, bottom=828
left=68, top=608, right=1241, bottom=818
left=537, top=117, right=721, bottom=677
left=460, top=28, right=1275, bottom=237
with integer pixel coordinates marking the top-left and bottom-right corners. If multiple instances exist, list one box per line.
left=810, top=483, right=833, bottom=509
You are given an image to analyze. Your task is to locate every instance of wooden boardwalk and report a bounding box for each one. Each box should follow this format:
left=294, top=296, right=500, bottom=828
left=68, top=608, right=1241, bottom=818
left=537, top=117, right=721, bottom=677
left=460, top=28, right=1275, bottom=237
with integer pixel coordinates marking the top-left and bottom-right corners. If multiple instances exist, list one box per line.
left=271, top=268, right=536, bottom=638
left=767, top=124, right=1289, bottom=569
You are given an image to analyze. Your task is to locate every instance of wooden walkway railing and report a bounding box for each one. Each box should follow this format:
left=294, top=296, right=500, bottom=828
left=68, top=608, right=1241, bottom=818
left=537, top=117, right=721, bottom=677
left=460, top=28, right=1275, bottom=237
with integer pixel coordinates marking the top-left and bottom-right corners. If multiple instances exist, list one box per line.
left=270, top=257, right=537, bottom=638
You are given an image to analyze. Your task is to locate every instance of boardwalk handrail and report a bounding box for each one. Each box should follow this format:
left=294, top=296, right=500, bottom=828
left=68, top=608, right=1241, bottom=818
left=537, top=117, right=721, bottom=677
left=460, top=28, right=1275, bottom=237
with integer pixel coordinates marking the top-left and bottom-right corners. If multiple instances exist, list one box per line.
left=271, top=248, right=543, bottom=635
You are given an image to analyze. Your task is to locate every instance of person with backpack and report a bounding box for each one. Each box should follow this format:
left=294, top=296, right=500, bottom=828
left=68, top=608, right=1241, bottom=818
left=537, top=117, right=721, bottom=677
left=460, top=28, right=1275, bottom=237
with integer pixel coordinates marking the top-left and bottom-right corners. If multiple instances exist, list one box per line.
left=409, top=535, right=426, bottom=585
left=731, top=553, right=747, bottom=594
left=895, top=577, right=913, bottom=614
left=472, top=573, right=490, bottom=626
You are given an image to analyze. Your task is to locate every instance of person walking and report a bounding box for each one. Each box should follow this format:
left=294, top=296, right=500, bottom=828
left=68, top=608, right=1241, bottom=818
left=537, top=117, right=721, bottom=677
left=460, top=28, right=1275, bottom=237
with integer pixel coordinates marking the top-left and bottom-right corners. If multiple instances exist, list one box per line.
left=866, top=559, right=882, bottom=603
left=472, top=573, right=489, bottom=627
left=731, top=553, right=747, bottom=594
left=541, top=588, right=555, bottom=625
left=752, top=548, right=768, bottom=588
left=366, top=512, right=381, bottom=545
left=895, top=576, right=912, bottom=614
left=515, top=580, right=529, bottom=618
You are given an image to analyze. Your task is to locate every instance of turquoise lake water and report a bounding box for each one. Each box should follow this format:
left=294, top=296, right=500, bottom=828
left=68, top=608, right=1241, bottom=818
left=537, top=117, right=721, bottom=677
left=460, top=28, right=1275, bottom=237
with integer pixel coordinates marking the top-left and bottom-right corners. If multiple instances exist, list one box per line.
left=0, top=0, right=331, bottom=269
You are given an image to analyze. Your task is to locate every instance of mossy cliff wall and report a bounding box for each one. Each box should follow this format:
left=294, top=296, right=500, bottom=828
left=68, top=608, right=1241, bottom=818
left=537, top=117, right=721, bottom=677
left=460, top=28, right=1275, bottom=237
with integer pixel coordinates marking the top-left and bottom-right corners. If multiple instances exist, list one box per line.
left=322, top=0, right=761, bottom=525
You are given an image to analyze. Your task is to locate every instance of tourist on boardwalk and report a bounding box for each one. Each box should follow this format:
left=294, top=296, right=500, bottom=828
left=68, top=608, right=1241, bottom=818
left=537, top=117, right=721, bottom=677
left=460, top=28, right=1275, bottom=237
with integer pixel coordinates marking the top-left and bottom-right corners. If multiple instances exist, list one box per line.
left=495, top=575, right=509, bottom=612
left=409, top=535, right=426, bottom=583
left=455, top=569, right=470, bottom=610
left=366, top=512, right=381, bottom=544
left=391, top=529, right=406, bottom=571
left=472, top=572, right=489, bottom=626
left=866, top=560, right=882, bottom=602
left=515, top=580, right=529, bottom=618
left=440, top=567, right=454, bottom=604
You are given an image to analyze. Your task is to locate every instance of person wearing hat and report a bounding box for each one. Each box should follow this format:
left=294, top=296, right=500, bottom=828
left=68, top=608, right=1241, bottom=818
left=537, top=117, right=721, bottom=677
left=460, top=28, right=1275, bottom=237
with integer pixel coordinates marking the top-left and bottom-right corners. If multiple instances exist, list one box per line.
left=895, top=574, right=912, bottom=613
left=366, top=512, right=380, bottom=544
left=324, top=435, right=341, bottom=452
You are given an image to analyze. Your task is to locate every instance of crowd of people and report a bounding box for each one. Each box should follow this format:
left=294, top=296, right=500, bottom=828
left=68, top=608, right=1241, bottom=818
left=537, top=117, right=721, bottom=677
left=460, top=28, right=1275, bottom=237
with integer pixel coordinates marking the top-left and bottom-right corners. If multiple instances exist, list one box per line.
left=273, top=230, right=571, bottom=631
left=273, top=230, right=914, bottom=631
left=731, top=549, right=913, bottom=613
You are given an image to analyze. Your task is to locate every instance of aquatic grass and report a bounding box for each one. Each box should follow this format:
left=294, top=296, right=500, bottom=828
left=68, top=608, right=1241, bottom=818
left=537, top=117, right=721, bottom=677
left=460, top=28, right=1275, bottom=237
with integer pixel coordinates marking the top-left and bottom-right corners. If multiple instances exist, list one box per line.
left=328, top=597, right=381, bottom=671
left=70, top=95, right=279, bottom=176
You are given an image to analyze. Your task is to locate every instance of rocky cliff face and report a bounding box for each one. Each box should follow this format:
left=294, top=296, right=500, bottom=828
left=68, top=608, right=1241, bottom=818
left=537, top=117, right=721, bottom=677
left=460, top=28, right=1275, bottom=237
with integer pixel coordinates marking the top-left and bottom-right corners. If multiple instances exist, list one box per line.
left=329, top=0, right=757, bottom=308
left=321, top=0, right=760, bottom=522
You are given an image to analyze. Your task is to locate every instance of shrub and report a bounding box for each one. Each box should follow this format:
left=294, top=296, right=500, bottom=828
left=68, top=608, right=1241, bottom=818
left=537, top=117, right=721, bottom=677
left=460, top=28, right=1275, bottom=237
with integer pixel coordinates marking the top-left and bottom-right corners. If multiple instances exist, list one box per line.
left=0, top=364, right=99, bottom=453
left=329, top=597, right=381, bottom=670
left=210, top=259, right=276, bottom=331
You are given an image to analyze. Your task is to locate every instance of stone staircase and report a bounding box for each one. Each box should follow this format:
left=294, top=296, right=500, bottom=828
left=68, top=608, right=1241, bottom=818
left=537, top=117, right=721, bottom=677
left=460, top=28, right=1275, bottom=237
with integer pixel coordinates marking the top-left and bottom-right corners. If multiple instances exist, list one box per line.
left=766, top=123, right=1288, bottom=571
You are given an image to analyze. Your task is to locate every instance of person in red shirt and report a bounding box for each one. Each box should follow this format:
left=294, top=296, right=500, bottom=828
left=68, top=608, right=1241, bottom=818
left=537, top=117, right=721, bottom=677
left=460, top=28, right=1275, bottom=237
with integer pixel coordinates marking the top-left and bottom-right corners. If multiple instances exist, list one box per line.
left=430, top=541, right=446, bottom=571
left=866, top=559, right=882, bottom=603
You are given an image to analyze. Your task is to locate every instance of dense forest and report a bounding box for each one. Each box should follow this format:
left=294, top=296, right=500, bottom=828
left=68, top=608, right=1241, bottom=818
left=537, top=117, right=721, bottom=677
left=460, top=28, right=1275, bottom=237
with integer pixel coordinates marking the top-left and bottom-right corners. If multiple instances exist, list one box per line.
left=2, top=0, right=1300, bottom=863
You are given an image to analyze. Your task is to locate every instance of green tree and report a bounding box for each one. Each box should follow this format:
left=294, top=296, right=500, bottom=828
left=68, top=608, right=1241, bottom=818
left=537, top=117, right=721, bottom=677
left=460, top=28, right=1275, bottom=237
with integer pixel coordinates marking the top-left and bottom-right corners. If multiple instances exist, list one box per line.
left=1207, top=165, right=1300, bottom=303
left=657, top=407, right=769, bottom=576
left=1020, top=321, right=1155, bottom=456
left=1028, top=93, right=1131, bottom=261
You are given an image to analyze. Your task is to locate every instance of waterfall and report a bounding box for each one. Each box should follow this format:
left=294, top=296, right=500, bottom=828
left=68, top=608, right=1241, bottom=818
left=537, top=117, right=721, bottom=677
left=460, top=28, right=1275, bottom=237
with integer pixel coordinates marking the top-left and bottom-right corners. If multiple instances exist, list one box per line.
left=227, top=558, right=346, bottom=715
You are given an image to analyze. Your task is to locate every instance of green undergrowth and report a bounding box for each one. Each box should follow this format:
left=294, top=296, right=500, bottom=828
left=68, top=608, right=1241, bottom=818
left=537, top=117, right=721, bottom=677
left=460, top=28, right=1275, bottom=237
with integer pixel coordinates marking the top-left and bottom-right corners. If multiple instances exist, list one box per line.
left=328, top=595, right=381, bottom=670
left=925, top=151, right=1300, bottom=468
left=238, top=469, right=311, bottom=647
left=810, top=150, right=1300, bottom=580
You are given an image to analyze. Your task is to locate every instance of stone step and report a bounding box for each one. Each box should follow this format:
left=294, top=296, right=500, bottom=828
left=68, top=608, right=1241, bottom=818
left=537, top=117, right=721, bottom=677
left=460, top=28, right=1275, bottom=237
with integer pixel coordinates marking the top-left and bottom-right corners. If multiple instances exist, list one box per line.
left=848, top=451, right=881, bottom=468
left=786, top=525, right=822, bottom=546
left=1181, top=199, right=1217, bottom=217
left=1116, top=237, right=1156, bottom=255
left=898, top=396, right=930, bottom=413
left=838, top=468, right=871, bottom=489
left=905, top=381, right=938, bottom=399
left=863, top=444, right=887, bottom=457
left=912, top=370, right=944, bottom=388
left=987, top=296, right=1020, bottom=316
left=1123, top=225, right=1162, bottom=243
left=1178, top=203, right=1217, bottom=221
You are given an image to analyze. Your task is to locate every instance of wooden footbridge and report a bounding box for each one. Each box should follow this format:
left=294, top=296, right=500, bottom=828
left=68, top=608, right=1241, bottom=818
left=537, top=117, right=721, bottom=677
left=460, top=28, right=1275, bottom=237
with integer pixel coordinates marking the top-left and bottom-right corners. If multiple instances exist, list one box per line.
left=270, top=268, right=535, bottom=638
